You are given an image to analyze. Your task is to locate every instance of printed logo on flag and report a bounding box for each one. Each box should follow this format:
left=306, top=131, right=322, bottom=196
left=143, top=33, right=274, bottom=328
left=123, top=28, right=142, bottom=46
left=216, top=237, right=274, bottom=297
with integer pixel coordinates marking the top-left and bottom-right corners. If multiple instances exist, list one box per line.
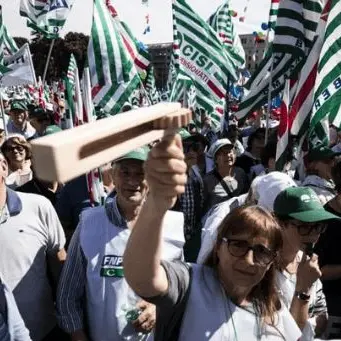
left=49, top=0, right=69, bottom=11
left=100, top=255, right=124, bottom=278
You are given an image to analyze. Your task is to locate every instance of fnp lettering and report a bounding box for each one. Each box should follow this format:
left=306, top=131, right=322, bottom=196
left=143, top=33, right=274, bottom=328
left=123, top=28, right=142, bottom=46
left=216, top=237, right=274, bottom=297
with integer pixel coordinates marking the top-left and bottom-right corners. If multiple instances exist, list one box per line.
left=100, top=255, right=124, bottom=278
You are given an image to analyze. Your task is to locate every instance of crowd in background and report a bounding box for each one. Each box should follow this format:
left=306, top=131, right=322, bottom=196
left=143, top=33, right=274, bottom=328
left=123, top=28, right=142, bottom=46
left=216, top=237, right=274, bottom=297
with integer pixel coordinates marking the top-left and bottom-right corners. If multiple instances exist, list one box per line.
left=0, top=89, right=341, bottom=341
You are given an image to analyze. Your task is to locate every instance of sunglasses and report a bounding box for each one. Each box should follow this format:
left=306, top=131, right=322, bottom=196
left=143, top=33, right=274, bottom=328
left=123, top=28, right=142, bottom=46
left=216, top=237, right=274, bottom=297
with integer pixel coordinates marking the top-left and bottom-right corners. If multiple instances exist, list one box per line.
left=222, top=238, right=276, bottom=266
left=289, top=221, right=327, bottom=236
left=4, top=145, right=25, bottom=153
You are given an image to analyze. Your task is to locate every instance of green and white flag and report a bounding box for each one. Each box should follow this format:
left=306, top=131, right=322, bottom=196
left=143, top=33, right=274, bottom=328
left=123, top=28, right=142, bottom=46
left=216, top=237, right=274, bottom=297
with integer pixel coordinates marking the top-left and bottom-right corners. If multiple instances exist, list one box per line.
left=19, top=0, right=75, bottom=39
left=2, top=44, right=36, bottom=86
left=3, top=27, right=19, bottom=56
left=0, top=6, right=18, bottom=69
left=268, top=0, right=280, bottom=31
left=309, top=0, right=341, bottom=145
left=88, top=0, right=140, bottom=115
left=145, top=66, right=160, bottom=105
left=65, top=53, right=77, bottom=128
left=207, top=1, right=246, bottom=69
left=172, top=0, right=237, bottom=125
left=236, top=0, right=322, bottom=121
left=105, top=0, right=150, bottom=76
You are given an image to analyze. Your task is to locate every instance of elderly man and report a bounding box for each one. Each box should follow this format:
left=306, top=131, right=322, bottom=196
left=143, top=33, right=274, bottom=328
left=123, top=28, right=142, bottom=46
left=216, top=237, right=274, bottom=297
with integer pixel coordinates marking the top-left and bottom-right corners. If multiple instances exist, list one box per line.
left=57, top=146, right=184, bottom=341
left=0, top=152, right=67, bottom=341
left=6, top=100, right=36, bottom=140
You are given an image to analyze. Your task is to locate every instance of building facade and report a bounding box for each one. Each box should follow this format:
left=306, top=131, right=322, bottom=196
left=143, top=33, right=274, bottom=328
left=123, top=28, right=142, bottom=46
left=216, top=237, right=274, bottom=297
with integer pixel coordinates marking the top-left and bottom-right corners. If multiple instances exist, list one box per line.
left=147, top=43, right=172, bottom=90
left=240, top=34, right=266, bottom=74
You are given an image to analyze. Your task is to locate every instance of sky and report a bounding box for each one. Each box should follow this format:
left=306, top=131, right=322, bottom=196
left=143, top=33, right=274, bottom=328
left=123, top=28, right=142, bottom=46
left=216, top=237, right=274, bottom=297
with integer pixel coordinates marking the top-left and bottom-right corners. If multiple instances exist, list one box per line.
left=0, top=0, right=270, bottom=44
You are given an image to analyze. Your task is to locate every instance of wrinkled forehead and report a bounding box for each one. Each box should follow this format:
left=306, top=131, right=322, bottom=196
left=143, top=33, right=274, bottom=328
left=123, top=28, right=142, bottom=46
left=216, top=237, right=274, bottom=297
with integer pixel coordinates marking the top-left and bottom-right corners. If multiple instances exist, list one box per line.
left=115, top=159, right=144, bottom=172
left=226, top=232, right=270, bottom=248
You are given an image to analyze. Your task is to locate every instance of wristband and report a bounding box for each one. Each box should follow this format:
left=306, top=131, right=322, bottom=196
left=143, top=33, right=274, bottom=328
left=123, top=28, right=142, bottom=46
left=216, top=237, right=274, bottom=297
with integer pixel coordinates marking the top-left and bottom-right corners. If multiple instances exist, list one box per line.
left=294, top=291, right=310, bottom=302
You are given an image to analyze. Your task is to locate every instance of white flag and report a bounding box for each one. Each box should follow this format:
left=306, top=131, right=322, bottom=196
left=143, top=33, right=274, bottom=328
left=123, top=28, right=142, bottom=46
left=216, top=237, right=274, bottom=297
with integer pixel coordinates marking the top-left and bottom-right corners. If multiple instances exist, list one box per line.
left=2, top=44, right=36, bottom=86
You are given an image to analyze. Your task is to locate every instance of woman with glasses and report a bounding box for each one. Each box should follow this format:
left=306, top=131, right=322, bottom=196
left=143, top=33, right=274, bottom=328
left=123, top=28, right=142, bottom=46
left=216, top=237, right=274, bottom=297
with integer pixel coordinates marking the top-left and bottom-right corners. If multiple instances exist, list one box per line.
left=124, top=134, right=302, bottom=341
left=273, top=186, right=339, bottom=340
left=1, top=135, right=33, bottom=189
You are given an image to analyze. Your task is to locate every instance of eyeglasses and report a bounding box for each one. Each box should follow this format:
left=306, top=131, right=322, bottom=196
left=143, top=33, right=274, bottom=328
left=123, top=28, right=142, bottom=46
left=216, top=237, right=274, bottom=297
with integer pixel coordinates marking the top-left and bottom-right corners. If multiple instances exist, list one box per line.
left=289, top=221, right=327, bottom=236
left=222, top=238, right=276, bottom=266
left=5, top=145, right=25, bottom=153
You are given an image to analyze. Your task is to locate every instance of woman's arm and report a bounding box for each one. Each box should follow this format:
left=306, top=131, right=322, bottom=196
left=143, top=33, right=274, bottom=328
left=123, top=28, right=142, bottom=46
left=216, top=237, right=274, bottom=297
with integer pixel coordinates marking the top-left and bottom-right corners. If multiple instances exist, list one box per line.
left=124, top=134, right=188, bottom=298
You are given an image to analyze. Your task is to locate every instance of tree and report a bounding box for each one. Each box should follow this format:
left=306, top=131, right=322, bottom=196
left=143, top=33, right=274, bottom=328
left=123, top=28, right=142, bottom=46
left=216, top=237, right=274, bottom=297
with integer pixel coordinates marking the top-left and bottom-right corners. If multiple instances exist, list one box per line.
left=28, top=32, right=89, bottom=82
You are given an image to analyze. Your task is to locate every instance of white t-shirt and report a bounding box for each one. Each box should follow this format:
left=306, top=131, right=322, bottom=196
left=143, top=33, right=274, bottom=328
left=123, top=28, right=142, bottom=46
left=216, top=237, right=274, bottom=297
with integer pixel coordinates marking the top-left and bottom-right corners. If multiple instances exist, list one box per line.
left=0, top=190, right=65, bottom=341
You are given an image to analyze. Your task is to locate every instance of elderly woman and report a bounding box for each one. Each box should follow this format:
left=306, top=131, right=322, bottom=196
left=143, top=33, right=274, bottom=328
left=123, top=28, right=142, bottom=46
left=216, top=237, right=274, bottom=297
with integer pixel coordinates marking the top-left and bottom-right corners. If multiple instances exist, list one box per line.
left=203, top=138, right=248, bottom=213
left=1, top=135, right=33, bottom=189
left=124, top=135, right=301, bottom=341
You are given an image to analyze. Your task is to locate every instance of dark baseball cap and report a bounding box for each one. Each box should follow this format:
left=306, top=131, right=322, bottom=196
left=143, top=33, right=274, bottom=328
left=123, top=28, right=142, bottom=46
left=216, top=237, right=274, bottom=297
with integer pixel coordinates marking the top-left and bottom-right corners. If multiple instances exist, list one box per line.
left=10, top=100, right=27, bottom=112
left=306, top=145, right=341, bottom=162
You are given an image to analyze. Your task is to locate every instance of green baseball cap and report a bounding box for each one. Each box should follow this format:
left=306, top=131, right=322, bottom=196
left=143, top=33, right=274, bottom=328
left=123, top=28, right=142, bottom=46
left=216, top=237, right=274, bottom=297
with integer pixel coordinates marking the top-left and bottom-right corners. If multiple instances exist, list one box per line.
left=306, top=144, right=341, bottom=162
left=44, top=125, right=62, bottom=136
left=10, top=100, right=28, bottom=112
left=115, top=146, right=150, bottom=163
left=178, top=128, right=191, bottom=140
left=274, top=187, right=340, bottom=222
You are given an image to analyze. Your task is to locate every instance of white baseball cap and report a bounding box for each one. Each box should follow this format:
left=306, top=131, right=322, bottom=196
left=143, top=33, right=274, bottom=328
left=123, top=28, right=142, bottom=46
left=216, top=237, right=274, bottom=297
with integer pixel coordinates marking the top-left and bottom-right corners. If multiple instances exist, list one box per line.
left=254, top=171, right=297, bottom=211
left=207, top=138, right=234, bottom=159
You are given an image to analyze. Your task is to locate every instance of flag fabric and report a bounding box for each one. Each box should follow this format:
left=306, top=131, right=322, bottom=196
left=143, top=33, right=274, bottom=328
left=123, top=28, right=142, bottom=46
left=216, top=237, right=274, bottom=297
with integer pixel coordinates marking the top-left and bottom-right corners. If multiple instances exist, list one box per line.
left=290, top=0, right=331, bottom=139
left=172, top=0, right=237, bottom=126
left=207, top=1, right=246, bottom=69
left=276, top=80, right=290, bottom=171
left=309, top=0, right=341, bottom=145
left=268, top=0, right=280, bottom=31
left=2, top=44, right=36, bottom=86
left=19, top=0, right=75, bottom=39
left=88, top=0, right=140, bottom=115
left=82, top=67, right=95, bottom=123
left=235, top=0, right=322, bottom=121
left=0, top=6, right=18, bottom=67
left=65, top=53, right=77, bottom=127
left=86, top=169, right=106, bottom=207
left=144, top=66, right=160, bottom=105
left=105, top=0, right=150, bottom=76
left=3, top=26, right=19, bottom=56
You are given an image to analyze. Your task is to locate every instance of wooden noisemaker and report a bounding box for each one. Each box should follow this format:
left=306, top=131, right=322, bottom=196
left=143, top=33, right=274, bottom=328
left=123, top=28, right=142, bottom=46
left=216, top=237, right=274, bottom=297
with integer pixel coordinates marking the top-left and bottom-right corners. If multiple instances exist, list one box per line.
left=31, top=103, right=192, bottom=183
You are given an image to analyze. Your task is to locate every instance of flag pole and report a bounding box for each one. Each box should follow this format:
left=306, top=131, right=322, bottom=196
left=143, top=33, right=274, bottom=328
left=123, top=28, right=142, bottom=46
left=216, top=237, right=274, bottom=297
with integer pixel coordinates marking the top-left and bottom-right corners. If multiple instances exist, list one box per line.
left=42, top=39, right=55, bottom=84
left=27, top=44, right=37, bottom=87
left=265, top=56, right=274, bottom=145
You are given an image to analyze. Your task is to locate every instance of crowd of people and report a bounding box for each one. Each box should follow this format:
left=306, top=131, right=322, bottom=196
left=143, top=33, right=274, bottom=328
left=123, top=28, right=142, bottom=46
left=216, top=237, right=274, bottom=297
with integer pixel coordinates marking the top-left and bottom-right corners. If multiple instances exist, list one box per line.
left=0, top=91, right=341, bottom=341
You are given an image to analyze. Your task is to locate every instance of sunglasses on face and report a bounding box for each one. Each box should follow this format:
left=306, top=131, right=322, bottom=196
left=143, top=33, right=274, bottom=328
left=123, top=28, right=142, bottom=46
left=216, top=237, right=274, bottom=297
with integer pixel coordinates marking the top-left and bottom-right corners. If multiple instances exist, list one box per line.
left=5, top=145, right=25, bottom=153
left=289, top=221, right=327, bottom=236
left=222, top=238, right=276, bottom=266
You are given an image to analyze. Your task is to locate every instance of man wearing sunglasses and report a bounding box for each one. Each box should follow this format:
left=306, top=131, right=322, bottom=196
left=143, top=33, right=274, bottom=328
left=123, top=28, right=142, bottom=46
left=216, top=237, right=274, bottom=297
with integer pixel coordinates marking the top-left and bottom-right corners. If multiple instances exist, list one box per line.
left=273, top=187, right=340, bottom=341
